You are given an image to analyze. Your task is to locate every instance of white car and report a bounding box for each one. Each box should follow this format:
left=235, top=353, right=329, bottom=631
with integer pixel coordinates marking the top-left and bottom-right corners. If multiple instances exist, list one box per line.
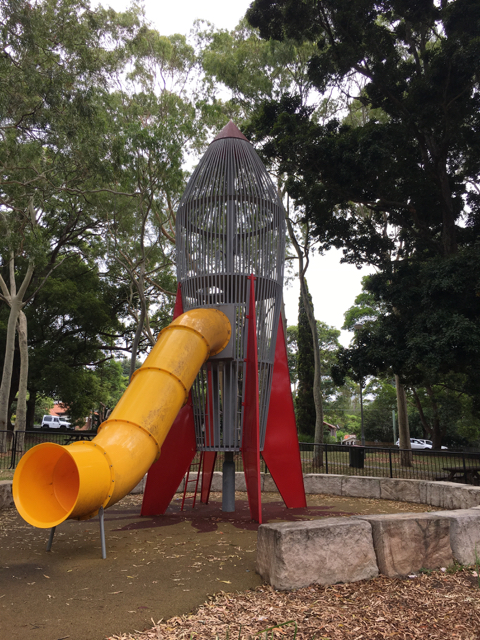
left=59, top=418, right=73, bottom=429
left=396, top=438, right=447, bottom=450
left=41, top=415, right=61, bottom=429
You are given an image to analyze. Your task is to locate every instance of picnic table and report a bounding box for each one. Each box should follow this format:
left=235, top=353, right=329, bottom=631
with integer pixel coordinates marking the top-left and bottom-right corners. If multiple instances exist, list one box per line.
left=64, top=431, right=96, bottom=444
left=442, top=466, right=480, bottom=485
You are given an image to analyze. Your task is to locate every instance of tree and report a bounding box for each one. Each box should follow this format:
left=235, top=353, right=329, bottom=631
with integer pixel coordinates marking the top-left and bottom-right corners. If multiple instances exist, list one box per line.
left=296, top=286, right=317, bottom=439
left=23, top=254, right=130, bottom=425
left=362, top=378, right=397, bottom=443
left=247, top=0, right=480, bottom=260
left=246, top=0, right=480, bottom=449
left=198, top=17, right=346, bottom=464
left=0, top=0, right=145, bottom=448
left=342, top=279, right=412, bottom=460
left=102, top=26, right=218, bottom=377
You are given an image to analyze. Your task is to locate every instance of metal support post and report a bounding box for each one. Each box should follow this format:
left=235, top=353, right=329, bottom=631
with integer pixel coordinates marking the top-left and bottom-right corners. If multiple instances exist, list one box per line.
left=222, top=451, right=235, bottom=512
left=46, top=526, right=56, bottom=552
left=99, top=506, right=106, bottom=559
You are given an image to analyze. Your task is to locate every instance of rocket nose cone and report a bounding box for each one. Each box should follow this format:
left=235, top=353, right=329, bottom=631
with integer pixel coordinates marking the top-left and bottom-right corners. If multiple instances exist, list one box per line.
left=213, top=120, right=249, bottom=142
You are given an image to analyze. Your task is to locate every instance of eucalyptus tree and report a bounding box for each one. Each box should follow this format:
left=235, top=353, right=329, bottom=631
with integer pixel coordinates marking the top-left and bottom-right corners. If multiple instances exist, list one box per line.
left=197, top=18, right=341, bottom=460
left=0, top=0, right=144, bottom=447
left=246, top=0, right=480, bottom=451
left=104, top=28, right=225, bottom=378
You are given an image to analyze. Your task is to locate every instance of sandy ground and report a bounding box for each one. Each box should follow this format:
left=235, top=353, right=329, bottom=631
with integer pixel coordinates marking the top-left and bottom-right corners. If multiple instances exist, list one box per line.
left=0, top=491, right=439, bottom=640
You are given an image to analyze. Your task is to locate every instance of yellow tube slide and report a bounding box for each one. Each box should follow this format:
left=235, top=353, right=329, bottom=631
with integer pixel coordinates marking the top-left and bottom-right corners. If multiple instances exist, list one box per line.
left=13, top=309, right=231, bottom=529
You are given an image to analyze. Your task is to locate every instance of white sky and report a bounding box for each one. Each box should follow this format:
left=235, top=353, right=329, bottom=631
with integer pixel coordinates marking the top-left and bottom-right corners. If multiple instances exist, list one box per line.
left=102, top=0, right=372, bottom=345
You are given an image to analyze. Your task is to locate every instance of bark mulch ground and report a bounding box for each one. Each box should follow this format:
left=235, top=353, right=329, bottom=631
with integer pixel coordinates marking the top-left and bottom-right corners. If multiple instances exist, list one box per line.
left=110, top=569, right=480, bottom=639
left=2, top=491, right=479, bottom=639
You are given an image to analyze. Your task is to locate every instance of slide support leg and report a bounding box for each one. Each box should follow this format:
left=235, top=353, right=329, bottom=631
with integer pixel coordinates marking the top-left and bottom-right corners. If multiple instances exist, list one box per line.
left=46, top=526, right=56, bottom=552
left=99, top=506, right=106, bottom=560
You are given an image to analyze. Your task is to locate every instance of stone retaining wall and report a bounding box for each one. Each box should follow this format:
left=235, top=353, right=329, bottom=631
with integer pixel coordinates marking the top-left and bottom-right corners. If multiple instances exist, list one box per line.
left=256, top=474, right=480, bottom=589
left=0, top=481, right=13, bottom=511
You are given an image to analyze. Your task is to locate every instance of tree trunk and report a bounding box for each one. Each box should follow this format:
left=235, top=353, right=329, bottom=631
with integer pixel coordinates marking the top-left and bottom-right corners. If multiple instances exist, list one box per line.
left=284, top=196, right=324, bottom=465
left=395, top=375, right=412, bottom=466
left=425, top=384, right=443, bottom=449
left=0, top=298, right=22, bottom=451
left=13, top=311, right=28, bottom=453
left=26, top=390, right=36, bottom=429
left=300, top=279, right=324, bottom=467
left=0, top=256, right=34, bottom=451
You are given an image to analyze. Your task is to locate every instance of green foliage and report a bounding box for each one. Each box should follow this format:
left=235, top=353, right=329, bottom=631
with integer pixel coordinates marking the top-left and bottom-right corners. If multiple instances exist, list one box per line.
left=285, top=325, right=298, bottom=385
left=23, top=255, right=128, bottom=422
left=245, top=1, right=480, bottom=426
left=0, top=0, right=222, bottom=422
left=295, top=285, right=316, bottom=437
left=33, top=396, right=54, bottom=424
left=363, top=379, right=397, bottom=443
left=247, top=0, right=480, bottom=260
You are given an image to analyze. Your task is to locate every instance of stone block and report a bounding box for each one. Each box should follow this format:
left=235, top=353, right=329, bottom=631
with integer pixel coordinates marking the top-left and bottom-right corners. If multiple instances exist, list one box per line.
left=235, top=472, right=248, bottom=492
left=429, top=509, right=480, bottom=565
left=0, top=481, right=13, bottom=510
left=380, top=478, right=423, bottom=503
left=210, top=471, right=223, bottom=492
left=441, top=485, right=480, bottom=510
left=130, top=474, right=146, bottom=494
left=342, top=476, right=381, bottom=499
left=303, top=474, right=343, bottom=496
left=355, top=513, right=453, bottom=577
left=422, top=481, right=480, bottom=510
left=256, top=517, right=378, bottom=590
left=263, top=474, right=279, bottom=493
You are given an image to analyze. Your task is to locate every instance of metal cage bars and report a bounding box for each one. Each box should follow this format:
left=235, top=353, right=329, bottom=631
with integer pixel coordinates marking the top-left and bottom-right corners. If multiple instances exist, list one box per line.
left=176, top=132, right=286, bottom=452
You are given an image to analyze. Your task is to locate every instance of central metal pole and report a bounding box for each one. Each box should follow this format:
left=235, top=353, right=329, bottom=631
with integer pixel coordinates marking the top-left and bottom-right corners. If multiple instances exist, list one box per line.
left=222, top=451, right=235, bottom=512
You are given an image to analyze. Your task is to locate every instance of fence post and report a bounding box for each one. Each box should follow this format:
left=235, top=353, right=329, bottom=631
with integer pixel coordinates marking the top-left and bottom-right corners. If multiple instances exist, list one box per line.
left=9, top=431, right=17, bottom=469
left=325, top=445, right=328, bottom=475
left=389, top=449, right=393, bottom=478
left=463, top=451, right=468, bottom=484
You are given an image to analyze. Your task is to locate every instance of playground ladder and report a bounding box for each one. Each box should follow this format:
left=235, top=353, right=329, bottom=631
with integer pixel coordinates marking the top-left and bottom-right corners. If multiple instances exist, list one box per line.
left=181, top=451, right=204, bottom=511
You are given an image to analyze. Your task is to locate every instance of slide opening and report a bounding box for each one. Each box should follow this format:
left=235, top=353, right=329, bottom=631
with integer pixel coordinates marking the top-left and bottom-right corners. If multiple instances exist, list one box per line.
left=14, top=443, right=80, bottom=528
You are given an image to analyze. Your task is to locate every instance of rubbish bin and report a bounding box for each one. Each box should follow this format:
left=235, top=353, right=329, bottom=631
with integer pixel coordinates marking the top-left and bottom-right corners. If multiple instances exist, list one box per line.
left=349, top=446, right=365, bottom=469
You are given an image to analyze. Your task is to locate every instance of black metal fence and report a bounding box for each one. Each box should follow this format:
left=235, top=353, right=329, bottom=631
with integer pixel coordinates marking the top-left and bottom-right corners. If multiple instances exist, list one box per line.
left=298, top=443, right=480, bottom=485
left=2, top=433, right=480, bottom=486
left=0, top=430, right=96, bottom=474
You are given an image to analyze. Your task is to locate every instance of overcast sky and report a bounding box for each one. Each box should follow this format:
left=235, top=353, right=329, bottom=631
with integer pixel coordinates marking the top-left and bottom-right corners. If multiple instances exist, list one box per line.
left=103, top=0, right=372, bottom=344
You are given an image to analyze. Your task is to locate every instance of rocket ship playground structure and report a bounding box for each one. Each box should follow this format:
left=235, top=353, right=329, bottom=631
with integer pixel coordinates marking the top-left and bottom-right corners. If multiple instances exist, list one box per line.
left=12, top=122, right=306, bottom=550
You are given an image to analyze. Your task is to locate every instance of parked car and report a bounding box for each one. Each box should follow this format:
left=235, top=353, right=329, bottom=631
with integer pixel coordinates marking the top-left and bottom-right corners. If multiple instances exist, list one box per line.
left=59, top=418, right=73, bottom=429
left=41, top=415, right=61, bottom=429
left=396, top=438, right=448, bottom=450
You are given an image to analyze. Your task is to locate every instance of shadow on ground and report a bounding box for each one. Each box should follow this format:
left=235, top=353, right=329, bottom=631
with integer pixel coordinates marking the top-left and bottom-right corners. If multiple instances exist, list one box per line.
left=0, top=491, right=435, bottom=640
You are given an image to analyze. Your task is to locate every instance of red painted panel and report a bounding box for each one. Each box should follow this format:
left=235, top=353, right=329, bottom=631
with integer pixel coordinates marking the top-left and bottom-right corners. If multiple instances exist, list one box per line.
left=172, top=283, right=184, bottom=318
left=241, top=276, right=262, bottom=523
left=141, top=402, right=197, bottom=515
left=262, top=314, right=307, bottom=508
left=141, top=283, right=198, bottom=515
left=201, top=451, right=217, bottom=504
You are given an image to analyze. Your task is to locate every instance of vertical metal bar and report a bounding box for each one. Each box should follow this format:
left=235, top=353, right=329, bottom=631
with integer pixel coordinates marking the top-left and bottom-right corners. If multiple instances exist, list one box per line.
left=99, top=506, right=107, bottom=559
left=389, top=449, right=393, bottom=478
left=325, top=444, right=329, bottom=474
left=9, top=430, right=16, bottom=469
left=46, top=526, right=56, bottom=552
